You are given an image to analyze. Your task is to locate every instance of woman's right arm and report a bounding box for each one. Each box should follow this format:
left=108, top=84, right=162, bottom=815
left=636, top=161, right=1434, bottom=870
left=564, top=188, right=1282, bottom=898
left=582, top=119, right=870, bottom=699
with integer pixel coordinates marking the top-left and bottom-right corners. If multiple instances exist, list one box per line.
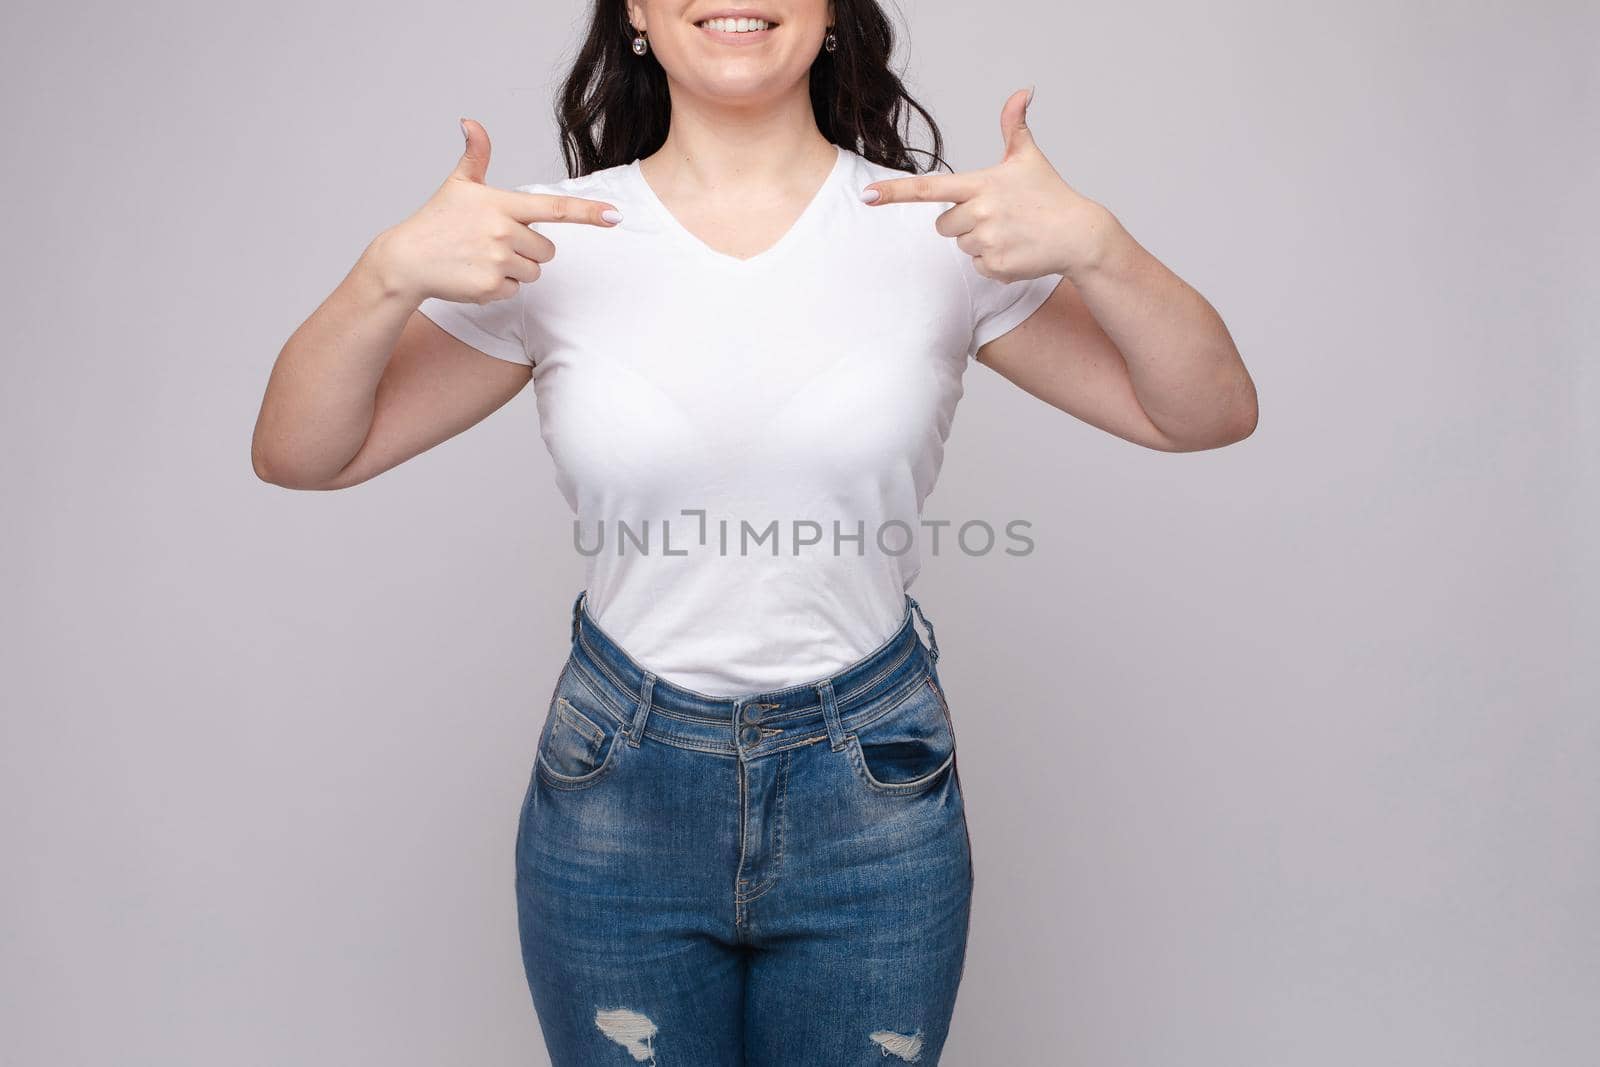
left=251, top=119, right=619, bottom=491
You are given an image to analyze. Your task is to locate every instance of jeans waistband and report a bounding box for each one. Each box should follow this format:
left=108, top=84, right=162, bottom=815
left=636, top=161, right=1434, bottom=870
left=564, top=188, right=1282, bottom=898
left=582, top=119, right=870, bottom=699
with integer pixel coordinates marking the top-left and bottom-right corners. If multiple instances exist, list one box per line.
left=561, top=588, right=943, bottom=757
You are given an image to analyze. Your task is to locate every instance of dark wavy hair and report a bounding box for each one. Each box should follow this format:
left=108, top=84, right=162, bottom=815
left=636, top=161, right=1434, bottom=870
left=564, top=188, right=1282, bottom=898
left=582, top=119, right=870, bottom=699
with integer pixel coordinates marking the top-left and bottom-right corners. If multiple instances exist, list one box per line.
left=554, top=1, right=948, bottom=178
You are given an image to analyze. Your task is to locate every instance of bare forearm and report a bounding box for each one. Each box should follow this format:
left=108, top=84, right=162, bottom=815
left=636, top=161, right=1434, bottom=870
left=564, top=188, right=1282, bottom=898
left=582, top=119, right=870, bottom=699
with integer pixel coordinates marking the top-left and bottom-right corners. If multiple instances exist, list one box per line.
left=252, top=233, right=416, bottom=487
left=1064, top=208, right=1257, bottom=448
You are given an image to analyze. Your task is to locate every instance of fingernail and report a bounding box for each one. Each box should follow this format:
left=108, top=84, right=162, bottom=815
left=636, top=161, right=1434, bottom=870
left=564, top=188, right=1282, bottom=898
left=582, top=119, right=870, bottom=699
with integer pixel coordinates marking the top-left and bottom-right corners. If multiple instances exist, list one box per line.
left=860, top=188, right=880, bottom=203
left=459, top=118, right=468, bottom=143
left=1025, top=84, right=1035, bottom=108
left=601, top=209, right=623, bottom=224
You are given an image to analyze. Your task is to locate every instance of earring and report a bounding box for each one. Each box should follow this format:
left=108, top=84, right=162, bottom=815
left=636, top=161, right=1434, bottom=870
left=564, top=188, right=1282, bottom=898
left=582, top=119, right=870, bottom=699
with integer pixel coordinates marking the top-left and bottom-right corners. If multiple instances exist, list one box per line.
left=631, top=29, right=649, bottom=56
left=824, top=27, right=837, bottom=53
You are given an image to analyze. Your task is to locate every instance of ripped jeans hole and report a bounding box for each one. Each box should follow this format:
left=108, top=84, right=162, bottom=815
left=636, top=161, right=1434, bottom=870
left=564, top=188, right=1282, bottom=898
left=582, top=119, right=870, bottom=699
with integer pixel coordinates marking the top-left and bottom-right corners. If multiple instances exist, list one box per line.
left=595, top=1007, right=658, bottom=1064
left=870, top=1028, right=925, bottom=1061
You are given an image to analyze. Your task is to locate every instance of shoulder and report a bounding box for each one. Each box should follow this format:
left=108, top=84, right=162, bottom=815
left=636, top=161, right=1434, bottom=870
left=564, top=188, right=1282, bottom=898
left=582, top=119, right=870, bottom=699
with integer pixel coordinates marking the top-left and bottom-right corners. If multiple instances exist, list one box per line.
left=510, top=161, right=634, bottom=203
left=496, top=162, right=638, bottom=294
left=507, top=163, right=636, bottom=264
left=848, top=151, right=946, bottom=219
left=840, top=148, right=960, bottom=270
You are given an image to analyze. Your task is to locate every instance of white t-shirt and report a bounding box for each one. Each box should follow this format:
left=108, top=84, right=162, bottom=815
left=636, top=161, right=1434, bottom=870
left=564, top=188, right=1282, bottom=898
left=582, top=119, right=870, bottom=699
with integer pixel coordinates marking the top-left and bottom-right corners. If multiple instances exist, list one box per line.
left=418, top=143, right=1062, bottom=696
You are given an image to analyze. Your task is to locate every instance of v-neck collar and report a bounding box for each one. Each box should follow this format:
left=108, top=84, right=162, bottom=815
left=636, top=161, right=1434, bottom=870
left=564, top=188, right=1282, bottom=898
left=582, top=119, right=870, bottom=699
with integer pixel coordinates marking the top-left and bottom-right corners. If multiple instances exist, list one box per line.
left=626, top=144, right=849, bottom=269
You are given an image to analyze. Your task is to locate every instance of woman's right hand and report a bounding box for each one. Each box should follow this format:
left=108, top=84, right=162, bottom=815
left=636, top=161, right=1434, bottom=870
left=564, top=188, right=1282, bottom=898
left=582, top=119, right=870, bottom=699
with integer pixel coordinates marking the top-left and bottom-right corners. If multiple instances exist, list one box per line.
left=368, top=118, right=621, bottom=306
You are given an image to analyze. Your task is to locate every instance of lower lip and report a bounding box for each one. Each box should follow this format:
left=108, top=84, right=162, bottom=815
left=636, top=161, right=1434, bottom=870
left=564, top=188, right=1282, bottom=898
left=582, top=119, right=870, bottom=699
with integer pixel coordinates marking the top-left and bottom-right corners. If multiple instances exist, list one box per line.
left=695, top=23, right=778, bottom=45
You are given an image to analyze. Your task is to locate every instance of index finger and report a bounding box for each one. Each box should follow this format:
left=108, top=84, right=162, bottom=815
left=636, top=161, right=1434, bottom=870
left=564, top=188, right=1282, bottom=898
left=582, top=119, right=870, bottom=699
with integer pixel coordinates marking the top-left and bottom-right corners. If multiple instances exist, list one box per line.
left=861, top=170, right=983, bottom=206
left=497, top=189, right=622, bottom=227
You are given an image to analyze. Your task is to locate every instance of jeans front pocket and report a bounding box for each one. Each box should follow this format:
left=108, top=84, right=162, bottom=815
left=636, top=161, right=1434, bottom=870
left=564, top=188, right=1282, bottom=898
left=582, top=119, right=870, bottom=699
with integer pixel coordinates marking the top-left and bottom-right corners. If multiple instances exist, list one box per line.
left=846, top=676, right=957, bottom=798
left=534, top=662, right=626, bottom=792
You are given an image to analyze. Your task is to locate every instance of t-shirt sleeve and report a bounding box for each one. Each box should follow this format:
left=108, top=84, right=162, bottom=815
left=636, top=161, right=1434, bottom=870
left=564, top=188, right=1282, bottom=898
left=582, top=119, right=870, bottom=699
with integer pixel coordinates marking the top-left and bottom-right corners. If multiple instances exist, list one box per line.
left=415, top=289, right=535, bottom=366
left=959, top=254, right=1065, bottom=361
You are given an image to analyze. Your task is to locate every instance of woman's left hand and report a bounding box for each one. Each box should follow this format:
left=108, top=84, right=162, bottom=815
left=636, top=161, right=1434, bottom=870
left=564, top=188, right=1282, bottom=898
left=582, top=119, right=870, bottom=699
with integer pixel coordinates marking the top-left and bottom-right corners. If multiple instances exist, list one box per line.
left=860, top=87, right=1115, bottom=282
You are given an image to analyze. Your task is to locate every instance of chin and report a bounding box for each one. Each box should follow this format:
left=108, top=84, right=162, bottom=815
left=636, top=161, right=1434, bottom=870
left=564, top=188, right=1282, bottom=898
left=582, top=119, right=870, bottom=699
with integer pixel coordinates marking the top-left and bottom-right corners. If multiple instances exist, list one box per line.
left=676, top=66, right=791, bottom=102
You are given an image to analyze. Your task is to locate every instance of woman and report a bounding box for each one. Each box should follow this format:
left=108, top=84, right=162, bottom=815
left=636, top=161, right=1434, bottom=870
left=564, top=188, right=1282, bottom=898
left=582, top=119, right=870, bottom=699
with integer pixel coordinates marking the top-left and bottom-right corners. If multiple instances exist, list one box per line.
left=253, top=1, right=1256, bottom=1062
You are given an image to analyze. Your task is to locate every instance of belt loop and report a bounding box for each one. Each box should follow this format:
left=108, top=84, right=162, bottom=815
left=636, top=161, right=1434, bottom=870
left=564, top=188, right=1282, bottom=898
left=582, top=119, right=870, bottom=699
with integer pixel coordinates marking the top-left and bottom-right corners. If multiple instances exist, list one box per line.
left=570, top=589, right=586, bottom=644
left=628, top=671, right=656, bottom=747
left=907, top=594, right=939, bottom=665
left=816, top=678, right=847, bottom=751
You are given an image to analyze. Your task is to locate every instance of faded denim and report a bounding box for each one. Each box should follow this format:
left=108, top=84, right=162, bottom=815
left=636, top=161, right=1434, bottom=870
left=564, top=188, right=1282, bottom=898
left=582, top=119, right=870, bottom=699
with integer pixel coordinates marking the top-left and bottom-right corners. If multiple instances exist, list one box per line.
left=514, top=589, right=974, bottom=1065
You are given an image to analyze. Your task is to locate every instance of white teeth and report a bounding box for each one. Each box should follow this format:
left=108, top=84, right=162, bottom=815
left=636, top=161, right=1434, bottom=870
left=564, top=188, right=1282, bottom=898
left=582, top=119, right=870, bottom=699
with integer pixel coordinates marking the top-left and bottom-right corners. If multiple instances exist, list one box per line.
left=700, top=16, right=772, bottom=33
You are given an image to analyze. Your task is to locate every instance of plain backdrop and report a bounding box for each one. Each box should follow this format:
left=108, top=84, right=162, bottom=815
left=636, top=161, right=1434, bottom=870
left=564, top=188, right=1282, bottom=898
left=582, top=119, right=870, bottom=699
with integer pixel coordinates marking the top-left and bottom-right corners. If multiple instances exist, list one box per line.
left=2, top=1, right=1595, bottom=1064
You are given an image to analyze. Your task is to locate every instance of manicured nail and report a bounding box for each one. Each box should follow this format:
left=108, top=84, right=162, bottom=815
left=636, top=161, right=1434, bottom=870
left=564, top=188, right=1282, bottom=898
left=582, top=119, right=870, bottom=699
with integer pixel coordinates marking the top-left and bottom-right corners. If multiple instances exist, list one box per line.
left=601, top=209, right=623, bottom=224
left=1025, top=84, right=1035, bottom=108
left=860, top=188, right=880, bottom=203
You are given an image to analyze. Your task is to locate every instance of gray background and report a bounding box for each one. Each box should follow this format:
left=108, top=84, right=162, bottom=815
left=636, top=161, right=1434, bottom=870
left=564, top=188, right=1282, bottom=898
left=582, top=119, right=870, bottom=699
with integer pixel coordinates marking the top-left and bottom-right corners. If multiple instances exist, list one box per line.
left=3, top=0, right=1595, bottom=1063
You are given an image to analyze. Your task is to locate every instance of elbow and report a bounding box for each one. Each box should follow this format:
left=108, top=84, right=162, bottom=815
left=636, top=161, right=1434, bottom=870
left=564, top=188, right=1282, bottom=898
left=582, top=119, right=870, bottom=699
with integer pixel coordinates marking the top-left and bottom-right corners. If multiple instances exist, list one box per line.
left=1191, top=402, right=1256, bottom=451
left=1226, top=394, right=1259, bottom=445
left=1156, top=388, right=1258, bottom=452
left=251, top=443, right=346, bottom=491
left=252, top=454, right=313, bottom=490
left=1207, top=371, right=1258, bottom=448
left=1231, top=379, right=1260, bottom=443
left=251, top=419, right=293, bottom=487
left=252, top=402, right=360, bottom=490
left=251, top=442, right=280, bottom=485
left=250, top=438, right=306, bottom=489
left=250, top=434, right=285, bottom=485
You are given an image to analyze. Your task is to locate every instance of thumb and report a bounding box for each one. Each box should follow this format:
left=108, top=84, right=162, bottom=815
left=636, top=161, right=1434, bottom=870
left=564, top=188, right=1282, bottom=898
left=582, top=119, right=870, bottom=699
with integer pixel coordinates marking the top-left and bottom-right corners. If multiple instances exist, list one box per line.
left=1000, top=86, right=1038, bottom=163
left=452, top=117, right=491, bottom=183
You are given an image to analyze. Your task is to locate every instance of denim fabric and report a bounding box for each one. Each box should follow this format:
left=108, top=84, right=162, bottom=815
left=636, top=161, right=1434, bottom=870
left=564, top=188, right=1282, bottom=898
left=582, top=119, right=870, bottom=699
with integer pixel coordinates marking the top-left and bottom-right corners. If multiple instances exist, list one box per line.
left=514, top=589, right=974, bottom=1065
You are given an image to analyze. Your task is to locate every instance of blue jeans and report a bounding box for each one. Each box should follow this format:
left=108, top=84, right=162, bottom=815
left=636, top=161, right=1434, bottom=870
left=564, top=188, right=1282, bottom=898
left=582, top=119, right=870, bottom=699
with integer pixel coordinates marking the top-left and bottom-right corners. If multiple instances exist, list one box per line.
left=514, top=589, right=974, bottom=1065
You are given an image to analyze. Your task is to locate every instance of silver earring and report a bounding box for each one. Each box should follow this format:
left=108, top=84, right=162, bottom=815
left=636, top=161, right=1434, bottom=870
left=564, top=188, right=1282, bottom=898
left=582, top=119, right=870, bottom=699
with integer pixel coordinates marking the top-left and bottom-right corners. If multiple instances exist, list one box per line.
left=631, top=29, right=649, bottom=56
left=824, top=28, right=838, bottom=53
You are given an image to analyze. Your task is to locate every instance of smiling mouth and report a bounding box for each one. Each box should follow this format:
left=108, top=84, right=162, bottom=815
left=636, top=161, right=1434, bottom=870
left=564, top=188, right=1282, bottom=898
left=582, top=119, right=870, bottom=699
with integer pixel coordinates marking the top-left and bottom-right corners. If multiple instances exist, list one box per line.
left=694, top=16, right=780, bottom=35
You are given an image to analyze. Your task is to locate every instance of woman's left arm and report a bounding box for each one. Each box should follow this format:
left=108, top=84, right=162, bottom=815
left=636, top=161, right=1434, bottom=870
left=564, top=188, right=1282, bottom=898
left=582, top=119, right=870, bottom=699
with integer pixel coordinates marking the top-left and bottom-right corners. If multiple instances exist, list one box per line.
left=862, top=88, right=1259, bottom=453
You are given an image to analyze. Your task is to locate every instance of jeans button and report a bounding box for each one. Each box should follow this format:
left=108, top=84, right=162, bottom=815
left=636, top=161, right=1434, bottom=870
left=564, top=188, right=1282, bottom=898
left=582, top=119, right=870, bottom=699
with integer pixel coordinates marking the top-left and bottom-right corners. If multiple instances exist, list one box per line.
left=740, top=725, right=761, bottom=746
left=741, top=703, right=761, bottom=724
